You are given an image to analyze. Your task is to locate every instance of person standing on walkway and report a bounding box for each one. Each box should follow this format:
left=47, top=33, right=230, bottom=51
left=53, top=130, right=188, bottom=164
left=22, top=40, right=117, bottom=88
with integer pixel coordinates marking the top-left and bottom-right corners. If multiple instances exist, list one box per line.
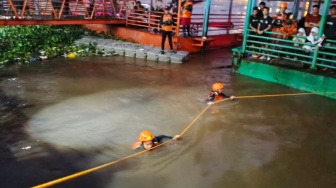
left=160, top=7, right=176, bottom=54
left=181, top=0, right=193, bottom=37
left=304, top=4, right=321, bottom=36
left=257, top=1, right=266, bottom=18
left=322, top=5, right=336, bottom=63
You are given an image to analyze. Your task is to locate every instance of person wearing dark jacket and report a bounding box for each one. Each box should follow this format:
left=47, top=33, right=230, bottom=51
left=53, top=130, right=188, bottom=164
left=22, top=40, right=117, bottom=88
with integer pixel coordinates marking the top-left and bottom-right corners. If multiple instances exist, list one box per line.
left=206, top=82, right=235, bottom=104
left=133, top=130, right=180, bottom=150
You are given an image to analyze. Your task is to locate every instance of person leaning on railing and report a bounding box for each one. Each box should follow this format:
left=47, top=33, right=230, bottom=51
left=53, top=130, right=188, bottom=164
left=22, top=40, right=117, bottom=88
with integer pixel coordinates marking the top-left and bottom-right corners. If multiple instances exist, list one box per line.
left=133, top=1, right=147, bottom=24
left=271, top=2, right=288, bottom=45
left=249, top=7, right=261, bottom=58
left=152, top=0, right=164, bottom=12
left=181, top=0, right=193, bottom=37
left=151, top=0, right=164, bottom=33
left=257, top=6, right=272, bottom=61
left=279, top=13, right=298, bottom=58
left=134, top=1, right=146, bottom=14
left=322, top=5, right=336, bottom=65
left=167, top=0, right=178, bottom=13
left=302, top=27, right=325, bottom=64
left=304, top=4, right=321, bottom=36
left=292, top=28, right=307, bottom=60
left=257, top=1, right=266, bottom=18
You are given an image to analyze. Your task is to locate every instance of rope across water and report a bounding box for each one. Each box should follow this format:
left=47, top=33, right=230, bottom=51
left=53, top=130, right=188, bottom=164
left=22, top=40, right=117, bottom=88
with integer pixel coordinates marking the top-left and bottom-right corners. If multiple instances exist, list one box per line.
left=32, top=92, right=317, bottom=188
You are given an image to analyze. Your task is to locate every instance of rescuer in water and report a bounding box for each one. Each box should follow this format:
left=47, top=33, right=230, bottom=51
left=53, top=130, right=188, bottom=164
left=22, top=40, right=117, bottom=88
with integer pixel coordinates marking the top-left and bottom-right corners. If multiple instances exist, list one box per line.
left=206, top=82, right=235, bottom=104
left=133, top=130, right=181, bottom=150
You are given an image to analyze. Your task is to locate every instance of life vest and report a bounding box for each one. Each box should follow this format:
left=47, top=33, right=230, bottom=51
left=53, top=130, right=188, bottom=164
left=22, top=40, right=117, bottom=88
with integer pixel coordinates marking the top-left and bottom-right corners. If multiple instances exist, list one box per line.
left=273, top=12, right=287, bottom=28
left=182, top=1, right=193, bottom=18
left=162, top=13, right=173, bottom=31
left=207, top=92, right=226, bottom=102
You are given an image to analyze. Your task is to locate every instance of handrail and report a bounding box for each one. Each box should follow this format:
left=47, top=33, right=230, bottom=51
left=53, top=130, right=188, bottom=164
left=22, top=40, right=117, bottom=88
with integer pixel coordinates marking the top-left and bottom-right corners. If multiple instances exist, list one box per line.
left=125, top=8, right=245, bottom=36
left=245, top=29, right=336, bottom=70
left=1, top=0, right=120, bottom=19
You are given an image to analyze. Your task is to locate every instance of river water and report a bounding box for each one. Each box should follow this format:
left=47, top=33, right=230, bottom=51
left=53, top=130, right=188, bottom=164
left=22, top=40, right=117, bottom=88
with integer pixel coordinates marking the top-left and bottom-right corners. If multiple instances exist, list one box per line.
left=0, top=48, right=336, bottom=188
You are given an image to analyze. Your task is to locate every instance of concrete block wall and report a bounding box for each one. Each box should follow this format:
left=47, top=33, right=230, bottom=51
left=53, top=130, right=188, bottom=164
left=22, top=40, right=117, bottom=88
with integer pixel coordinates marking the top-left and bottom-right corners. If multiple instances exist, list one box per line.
left=74, top=36, right=189, bottom=64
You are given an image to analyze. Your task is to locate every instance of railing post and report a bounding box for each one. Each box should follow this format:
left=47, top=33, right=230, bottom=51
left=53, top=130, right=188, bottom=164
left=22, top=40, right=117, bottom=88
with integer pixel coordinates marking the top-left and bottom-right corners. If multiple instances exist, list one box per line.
left=176, top=0, right=182, bottom=37
left=148, top=11, right=151, bottom=31
left=292, top=0, right=300, bottom=20
left=301, top=0, right=307, bottom=18
left=241, top=0, right=252, bottom=53
left=202, top=0, right=211, bottom=37
left=8, top=0, right=19, bottom=18
left=307, top=0, right=313, bottom=14
left=91, top=0, right=96, bottom=19
left=310, top=0, right=330, bottom=70
left=22, top=0, right=28, bottom=17
left=252, top=0, right=256, bottom=8
left=227, top=0, right=233, bottom=34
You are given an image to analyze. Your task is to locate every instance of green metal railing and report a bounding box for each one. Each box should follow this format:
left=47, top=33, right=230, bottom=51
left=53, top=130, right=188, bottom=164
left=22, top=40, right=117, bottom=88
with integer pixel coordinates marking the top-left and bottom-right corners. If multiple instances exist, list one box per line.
left=241, top=0, right=335, bottom=71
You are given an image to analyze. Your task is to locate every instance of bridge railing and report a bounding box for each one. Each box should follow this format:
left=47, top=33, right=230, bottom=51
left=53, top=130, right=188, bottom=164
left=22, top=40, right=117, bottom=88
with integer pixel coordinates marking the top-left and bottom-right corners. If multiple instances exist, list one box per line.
left=126, top=10, right=179, bottom=33
left=189, top=13, right=245, bottom=35
left=245, top=29, right=336, bottom=71
left=125, top=10, right=245, bottom=37
left=0, top=0, right=121, bottom=19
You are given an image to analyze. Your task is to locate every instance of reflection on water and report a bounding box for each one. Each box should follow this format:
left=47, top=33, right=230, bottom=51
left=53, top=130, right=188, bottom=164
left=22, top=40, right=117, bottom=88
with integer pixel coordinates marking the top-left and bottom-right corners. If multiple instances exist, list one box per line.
left=0, top=49, right=336, bottom=188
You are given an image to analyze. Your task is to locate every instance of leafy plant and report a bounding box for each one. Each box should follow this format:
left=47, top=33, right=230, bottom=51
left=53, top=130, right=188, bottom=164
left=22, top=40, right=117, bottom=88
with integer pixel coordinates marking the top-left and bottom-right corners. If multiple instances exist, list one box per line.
left=0, top=26, right=91, bottom=65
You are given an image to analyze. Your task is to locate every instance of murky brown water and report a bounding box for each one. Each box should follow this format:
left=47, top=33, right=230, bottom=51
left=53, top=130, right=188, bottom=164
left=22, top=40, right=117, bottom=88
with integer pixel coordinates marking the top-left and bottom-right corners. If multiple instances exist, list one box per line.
left=0, top=48, right=336, bottom=188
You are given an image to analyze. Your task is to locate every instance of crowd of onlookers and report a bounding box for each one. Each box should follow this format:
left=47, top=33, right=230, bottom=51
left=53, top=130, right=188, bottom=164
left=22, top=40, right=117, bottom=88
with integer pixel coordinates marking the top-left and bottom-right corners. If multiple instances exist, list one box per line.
left=248, top=1, right=336, bottom=65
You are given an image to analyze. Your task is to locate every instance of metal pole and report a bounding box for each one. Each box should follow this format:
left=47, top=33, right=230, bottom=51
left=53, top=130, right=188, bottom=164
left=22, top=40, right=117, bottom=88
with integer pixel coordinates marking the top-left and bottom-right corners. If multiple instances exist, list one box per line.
left=241, top=0, right=252, bottom=53
left=307, top=0, right=313, bottom=14
left=292, top=0, right=300, bottom=20
left=252, top=0, right=256, bottom=9
left=310, top=0, right=330, bottom=69
left=176, top=0, right=182, bottom=37
left=202, top=0, right=211, bottom=37
left=301, top=0, right=307, bottom=18
left=227, top=0, right=233, bottom=34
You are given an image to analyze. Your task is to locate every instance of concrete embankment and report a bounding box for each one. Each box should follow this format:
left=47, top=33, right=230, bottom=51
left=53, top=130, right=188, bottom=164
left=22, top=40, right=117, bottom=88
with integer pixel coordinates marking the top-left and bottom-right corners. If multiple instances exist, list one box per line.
left=74, top=36, right=189, bottom=64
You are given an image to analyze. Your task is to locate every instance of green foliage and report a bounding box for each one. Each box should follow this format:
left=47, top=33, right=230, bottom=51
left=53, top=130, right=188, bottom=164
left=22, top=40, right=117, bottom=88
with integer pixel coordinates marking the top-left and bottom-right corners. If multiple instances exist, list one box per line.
left=0, top=25, right=87, bottom=64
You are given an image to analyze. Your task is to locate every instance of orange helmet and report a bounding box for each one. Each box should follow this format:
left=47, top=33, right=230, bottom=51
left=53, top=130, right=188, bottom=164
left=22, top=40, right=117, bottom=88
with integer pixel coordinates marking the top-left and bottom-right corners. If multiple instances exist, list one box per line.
left=280, top=2, right=288, bottom=9
left=212, top=82, right=224, bottom=91
left=138, top=130, right=154, bottom=142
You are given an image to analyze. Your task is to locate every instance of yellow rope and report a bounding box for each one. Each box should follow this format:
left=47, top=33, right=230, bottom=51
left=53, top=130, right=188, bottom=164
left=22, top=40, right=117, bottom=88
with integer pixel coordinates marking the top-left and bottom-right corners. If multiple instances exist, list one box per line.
left=32, top=139, right=173, bottom=188
left=179, top=104, right=211, bottom=136
left=32, top=91, right=319, bottom=188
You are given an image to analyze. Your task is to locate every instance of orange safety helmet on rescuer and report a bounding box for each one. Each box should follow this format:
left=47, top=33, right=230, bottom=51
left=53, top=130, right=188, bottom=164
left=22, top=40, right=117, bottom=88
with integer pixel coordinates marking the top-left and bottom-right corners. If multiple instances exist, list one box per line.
left=280, top=2, right=288, bottom=9
left=138, top=130, right=154, bottom=142
left=212, top=82, right=224, bottom=91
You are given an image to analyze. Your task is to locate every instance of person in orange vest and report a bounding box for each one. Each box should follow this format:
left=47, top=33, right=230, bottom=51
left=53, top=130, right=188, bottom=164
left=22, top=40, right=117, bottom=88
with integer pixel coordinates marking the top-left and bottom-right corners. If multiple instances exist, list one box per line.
left=271, top=2, right=288, bottom=43
left=133, top=130, right=181, bottom=150
left=206, top=82, right=235, bottom=104
left=160, top=7, right=176, bottom=54
left=181, top=0, right=193, bottom=37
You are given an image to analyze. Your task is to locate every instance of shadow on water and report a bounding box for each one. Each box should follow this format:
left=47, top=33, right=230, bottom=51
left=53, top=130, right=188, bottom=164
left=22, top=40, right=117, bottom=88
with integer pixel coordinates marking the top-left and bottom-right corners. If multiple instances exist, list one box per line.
left=0, top=88, right=117, bottom=188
